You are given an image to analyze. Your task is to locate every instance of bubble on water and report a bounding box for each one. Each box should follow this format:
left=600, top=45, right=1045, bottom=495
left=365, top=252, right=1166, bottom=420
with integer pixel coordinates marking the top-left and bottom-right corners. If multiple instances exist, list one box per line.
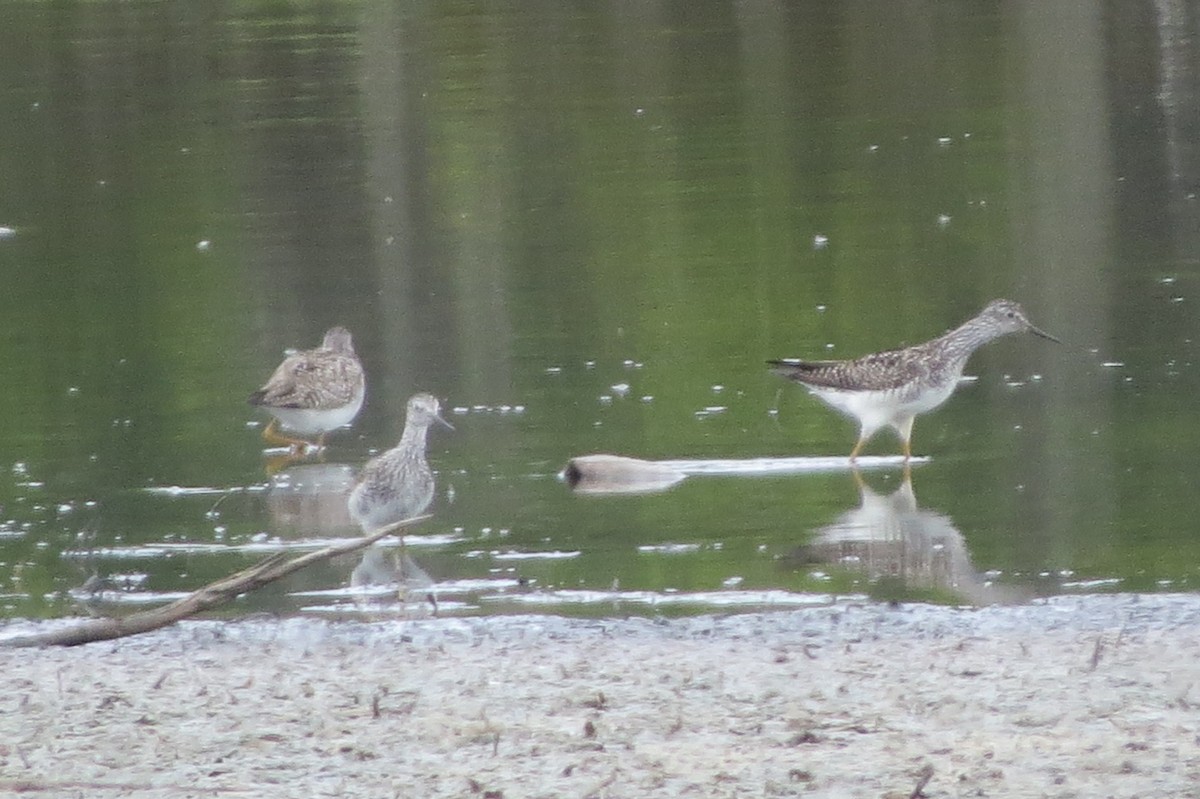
left=812, top=234, right=829, bottom=249
left=196, top=240, right=211, bottom=252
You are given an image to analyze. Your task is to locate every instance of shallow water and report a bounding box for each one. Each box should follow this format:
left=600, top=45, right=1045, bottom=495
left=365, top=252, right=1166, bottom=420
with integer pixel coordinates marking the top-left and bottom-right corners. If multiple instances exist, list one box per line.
left=2, top=1, right=1200, bottom=620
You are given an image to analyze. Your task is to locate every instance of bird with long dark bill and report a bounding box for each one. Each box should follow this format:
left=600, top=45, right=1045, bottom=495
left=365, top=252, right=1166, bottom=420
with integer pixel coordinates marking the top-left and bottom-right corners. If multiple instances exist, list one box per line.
left=769, top=299, right=1059, bottom=462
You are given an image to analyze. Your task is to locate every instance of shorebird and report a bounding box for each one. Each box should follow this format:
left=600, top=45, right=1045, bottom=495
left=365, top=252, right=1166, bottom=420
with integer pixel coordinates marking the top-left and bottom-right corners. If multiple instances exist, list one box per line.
left=768, top=299, right=1059, bottom=461
left=248, top=326, right=365, bottom=453
left=348, top=393, right=453, bottom=538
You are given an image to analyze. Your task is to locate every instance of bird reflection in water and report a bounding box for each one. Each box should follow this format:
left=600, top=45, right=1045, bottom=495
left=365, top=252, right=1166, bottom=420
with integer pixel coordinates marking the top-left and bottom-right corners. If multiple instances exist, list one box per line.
left=264, top=462, right=357, bottom=537
left=350, top=545, right=438, bottom=613
left=795, top=471, right=1026, bottom=606
left=347, top=393, right=453, bottom=609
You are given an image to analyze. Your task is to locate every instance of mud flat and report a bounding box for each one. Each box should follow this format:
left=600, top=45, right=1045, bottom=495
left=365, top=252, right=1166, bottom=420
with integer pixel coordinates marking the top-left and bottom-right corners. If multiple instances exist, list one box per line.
left=3, top=593, right=1199, bottom=798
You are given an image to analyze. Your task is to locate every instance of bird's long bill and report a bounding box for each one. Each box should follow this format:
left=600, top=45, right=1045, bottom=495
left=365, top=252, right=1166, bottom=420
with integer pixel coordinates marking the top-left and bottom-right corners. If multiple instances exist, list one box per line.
left=1028, top=323, right=1062, bottom=344
left=435, top=412, right=455, bottom=431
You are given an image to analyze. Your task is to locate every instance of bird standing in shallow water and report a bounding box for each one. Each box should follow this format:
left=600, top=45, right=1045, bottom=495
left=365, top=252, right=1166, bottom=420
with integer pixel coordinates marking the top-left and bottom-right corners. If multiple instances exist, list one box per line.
left=768, top=299, right=1059, bottom=462
left=248, top=326, right=365, bottom=454
left=348, top=393, right=453, bottom=538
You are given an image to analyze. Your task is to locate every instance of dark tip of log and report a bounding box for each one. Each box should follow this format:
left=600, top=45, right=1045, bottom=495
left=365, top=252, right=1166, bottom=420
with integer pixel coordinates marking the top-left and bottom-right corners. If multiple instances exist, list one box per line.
left=563, top=461, right=585, bottom=488
left=560, top=455, right=686, bottom=495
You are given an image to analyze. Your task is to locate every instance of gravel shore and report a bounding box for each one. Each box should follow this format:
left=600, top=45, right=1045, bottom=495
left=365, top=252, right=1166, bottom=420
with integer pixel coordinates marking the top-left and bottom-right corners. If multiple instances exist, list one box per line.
left=3, top=594, right=1199, bottom=798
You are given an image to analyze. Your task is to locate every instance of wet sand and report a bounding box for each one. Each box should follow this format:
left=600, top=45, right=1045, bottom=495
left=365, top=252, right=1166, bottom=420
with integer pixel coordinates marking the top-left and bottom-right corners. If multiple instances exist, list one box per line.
left=3, top=594, right=1199, bottom=798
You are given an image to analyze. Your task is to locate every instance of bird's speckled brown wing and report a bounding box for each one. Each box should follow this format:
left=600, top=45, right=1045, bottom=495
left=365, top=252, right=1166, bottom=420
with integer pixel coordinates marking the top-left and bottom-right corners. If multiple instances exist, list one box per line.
left=768, top=345, right=934, bottom=392
left=248, top=350, right=363, bottom=411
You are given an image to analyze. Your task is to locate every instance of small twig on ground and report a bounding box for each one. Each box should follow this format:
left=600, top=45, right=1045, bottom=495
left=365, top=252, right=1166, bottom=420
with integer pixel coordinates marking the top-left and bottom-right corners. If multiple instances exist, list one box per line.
left=1089, top=635, right=1105, bottom=670
left=909, top=763, right=934, bottom=798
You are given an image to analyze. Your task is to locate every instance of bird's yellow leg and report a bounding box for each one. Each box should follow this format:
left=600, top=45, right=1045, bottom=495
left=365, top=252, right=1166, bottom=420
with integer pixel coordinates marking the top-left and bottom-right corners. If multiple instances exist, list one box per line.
left=848, top=436, right=866, bottom=463
left=261, top=418, right=312, bottom=451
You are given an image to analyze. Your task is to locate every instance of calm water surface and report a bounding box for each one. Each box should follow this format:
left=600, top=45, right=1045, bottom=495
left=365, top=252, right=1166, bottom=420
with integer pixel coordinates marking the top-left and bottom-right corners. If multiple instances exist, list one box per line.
left=2, top=1, right=1199, bottom=620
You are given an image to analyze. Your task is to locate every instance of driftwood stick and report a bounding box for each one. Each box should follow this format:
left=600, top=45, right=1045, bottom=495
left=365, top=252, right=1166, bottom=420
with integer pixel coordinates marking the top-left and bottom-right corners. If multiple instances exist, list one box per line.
left=0, top=779, right=246, bottom=794
left=0, top=514, right=431, bottom=649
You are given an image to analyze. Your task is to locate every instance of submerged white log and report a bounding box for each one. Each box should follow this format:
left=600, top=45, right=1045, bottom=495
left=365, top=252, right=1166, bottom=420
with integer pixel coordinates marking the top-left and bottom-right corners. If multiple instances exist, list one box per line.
left=562, top=453, right=926, bottom=494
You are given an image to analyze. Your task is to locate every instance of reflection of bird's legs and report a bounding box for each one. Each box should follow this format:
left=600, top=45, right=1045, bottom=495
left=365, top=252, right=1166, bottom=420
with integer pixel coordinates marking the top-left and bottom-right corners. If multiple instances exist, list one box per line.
left=897, top=417, right=915, bottom=462
left=393, top=535, right=408, bottom=603
left=851, top=465, right=867, bottom=493
left=262, top=451, right=304, bottom=476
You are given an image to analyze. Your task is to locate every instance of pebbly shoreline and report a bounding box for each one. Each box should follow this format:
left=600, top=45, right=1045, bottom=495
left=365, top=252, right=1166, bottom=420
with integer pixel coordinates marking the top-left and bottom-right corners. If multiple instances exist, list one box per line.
left=3, top=593, right=1199, bottom=798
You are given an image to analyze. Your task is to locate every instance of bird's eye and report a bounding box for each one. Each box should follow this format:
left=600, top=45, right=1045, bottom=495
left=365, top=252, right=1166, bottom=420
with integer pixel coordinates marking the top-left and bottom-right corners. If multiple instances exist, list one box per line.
left=1005, top=311, right=1015, bottom=318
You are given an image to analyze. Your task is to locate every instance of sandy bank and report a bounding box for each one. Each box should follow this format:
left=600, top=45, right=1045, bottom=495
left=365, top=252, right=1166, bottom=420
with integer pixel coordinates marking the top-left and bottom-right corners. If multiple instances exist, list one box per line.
left=3, top=594, right=1199, bottom=798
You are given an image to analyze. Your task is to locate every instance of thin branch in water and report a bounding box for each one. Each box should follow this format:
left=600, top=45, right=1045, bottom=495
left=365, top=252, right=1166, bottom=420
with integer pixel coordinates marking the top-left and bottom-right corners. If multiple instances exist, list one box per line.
left=0, top=514, right=431, bottom=649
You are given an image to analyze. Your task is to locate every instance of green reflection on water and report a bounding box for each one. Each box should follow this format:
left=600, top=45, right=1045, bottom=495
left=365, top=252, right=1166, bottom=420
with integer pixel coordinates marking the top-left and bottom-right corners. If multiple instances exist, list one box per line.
left=2, top=1, right=1200, bottom=621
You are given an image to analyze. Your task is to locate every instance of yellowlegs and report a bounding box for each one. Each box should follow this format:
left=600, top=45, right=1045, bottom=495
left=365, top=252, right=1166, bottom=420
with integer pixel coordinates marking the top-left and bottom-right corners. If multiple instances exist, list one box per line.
left=248, top=326, right=365, bottom=453
left=769, top=299, right=1059, bottom=461
left=348, top=393, right=453, bottom=537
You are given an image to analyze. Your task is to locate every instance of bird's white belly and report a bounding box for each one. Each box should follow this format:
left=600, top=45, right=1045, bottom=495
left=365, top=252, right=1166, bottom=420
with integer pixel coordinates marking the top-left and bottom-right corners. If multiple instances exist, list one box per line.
left=349, top=480, right=434, bottom=531
left=810, top=380, right=958, bottom=429
left=273, top=387, right=365, bottom=434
